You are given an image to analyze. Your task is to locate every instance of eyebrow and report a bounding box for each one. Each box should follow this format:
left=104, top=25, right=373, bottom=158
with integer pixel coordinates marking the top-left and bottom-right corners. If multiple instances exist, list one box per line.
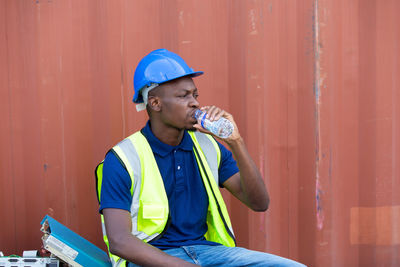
left=178, top=88, right=198, bottom=93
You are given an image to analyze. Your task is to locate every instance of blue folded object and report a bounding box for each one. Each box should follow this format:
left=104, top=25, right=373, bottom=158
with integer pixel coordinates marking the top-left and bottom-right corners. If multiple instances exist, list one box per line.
left=40, top=215, right=111, bottom=267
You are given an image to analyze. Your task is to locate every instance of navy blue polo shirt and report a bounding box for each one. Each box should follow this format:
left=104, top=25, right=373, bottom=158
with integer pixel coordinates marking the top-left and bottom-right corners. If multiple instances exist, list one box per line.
left=99, top=121, right=239, bottom=250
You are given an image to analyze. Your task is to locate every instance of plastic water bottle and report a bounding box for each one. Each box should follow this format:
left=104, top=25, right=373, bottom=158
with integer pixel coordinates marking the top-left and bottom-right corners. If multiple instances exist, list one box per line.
left=194, top=109, right=234, bottom=138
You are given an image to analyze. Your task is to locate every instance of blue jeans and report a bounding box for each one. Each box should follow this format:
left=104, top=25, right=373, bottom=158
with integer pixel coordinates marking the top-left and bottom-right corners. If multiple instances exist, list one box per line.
left=128, top=245, right=306, bottom=266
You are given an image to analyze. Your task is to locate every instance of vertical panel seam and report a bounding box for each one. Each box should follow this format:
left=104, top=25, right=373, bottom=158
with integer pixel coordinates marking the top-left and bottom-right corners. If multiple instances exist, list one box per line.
left=4, top=0, right=18, bottom=251
left=285, top=0, right=291, bottom=255
left=120, top=0, right=126, bottom=138
left=56, top=0, right=68, bottom=226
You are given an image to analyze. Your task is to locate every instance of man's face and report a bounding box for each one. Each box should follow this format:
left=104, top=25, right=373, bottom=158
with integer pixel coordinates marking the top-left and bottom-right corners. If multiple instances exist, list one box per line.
left=155, top=77, right=200, bottom=130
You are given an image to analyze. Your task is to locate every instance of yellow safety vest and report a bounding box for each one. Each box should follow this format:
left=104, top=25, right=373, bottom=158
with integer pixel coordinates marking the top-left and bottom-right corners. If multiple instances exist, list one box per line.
left=95, top=130, right=235, bottom=267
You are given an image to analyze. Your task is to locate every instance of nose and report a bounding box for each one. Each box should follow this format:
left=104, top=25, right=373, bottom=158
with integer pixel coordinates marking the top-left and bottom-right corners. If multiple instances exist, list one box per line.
left=190, top=95, right=199, bottom=108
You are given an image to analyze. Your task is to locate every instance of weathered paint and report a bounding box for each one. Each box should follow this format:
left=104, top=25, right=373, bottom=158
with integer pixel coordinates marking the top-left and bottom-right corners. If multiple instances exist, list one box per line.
left=350, top=206, right=400, bottom=246
left=313, top=0, right=324, bottom=232
left=0, top=0, right=399, bottom=266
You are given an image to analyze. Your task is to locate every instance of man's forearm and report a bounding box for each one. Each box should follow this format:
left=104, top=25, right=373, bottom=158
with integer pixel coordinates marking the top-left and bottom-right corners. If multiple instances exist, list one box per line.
left=103, top=209, right=196, bottom=267
left=109, top=234, right=196, bottom=267
left=227, top=137, right=269, bottom=211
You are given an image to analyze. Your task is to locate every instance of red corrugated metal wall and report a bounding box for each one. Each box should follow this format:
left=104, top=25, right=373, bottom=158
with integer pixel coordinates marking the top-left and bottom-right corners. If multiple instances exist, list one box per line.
left=1, top=1, right=399, bottom=266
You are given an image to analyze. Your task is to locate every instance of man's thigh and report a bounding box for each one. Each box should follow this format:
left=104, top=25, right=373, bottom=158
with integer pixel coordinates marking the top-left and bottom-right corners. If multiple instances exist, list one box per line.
left=128, top=245, right=306, bottom=266
left=181, top=245, right=306, bottom=267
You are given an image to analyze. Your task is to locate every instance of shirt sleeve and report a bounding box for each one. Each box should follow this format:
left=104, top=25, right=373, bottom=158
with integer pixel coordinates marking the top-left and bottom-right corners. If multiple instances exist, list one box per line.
left=99, top=150, right=133, bottom=213
left=217, top=141, right=239, bottom=187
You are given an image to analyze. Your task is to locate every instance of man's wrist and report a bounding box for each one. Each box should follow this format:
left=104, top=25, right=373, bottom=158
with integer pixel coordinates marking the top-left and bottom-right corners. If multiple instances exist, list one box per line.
left=226, top=136, right=244, bottom=148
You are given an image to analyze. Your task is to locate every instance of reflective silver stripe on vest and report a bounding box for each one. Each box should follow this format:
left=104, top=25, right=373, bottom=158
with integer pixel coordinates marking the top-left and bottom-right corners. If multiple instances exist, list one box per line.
left=193, top=131, right=219, bottom=185
left=112, top=258, right=125, bottom=267
left=114, top=136, right=161, bottom=242
left=113, top=138, right=151, bottom=241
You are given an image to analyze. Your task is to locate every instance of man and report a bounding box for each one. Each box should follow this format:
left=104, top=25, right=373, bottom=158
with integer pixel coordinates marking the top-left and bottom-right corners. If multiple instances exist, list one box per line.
left=96, top=49, right=305, bottom=267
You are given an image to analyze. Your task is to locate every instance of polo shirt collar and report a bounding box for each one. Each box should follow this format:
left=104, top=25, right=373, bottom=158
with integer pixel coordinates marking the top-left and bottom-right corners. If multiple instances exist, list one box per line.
left=141, top=121, right=193, bottom=157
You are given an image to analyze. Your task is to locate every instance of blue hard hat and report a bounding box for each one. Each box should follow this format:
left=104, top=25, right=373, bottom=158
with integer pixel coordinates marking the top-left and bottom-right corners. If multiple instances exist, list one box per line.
left=133, top=49, right=203, bottom=103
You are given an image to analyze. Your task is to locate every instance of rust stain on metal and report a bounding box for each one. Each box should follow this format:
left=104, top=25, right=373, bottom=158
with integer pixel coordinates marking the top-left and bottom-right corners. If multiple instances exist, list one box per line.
left=313, top=0, right=324, bottom=231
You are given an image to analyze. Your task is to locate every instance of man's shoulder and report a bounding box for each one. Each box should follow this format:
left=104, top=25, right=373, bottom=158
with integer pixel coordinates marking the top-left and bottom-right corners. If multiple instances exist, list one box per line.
left=112, top=130, right=143, bottom=149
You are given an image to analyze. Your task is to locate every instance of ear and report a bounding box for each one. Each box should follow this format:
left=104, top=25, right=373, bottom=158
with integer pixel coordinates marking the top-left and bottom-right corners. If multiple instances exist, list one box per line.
left=147, top=95, right=161, bottom=112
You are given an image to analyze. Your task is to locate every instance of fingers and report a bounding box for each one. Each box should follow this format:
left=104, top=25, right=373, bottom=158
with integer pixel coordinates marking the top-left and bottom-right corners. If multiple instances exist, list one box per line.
left=196, top=105, right=241, bottom=141
left=200, top=105, right=225, bottom=121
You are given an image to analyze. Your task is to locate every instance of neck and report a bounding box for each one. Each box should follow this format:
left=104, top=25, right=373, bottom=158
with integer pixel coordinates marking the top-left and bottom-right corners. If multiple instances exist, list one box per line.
left=149, top=119, right=184, bottom=146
